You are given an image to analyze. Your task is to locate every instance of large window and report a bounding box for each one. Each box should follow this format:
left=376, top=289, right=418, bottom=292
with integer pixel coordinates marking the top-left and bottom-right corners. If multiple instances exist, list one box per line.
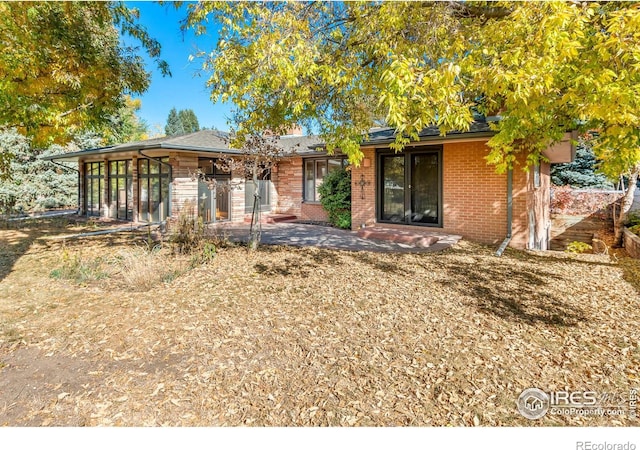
left=138, top=158, right=170, bottom=222
left=84, top=162, right=105, bottom=216
left=108, top=160, right=133, bottom=221
left=245, top=169, right=271, bottom=213
left=197, top=158, right=231, bottom=222
left=303, top=157, right=347, bottom=202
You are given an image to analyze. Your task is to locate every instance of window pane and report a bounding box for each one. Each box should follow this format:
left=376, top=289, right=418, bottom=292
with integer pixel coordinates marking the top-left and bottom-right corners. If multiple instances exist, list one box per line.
left=139, top=179, right=149, bottom=222
left=126, top=178, right=133, bottom=220
left=118, top=178, right=126, bottom=219
left=150, top=159, right=160, bottom=174
left=161, top=178, right=170, bottom=220
left=98, top=162, right=104, bottom=176
left=381, top=155, right=405, bottom=222
left=138, top=159, right=148, bottom=175
left=328, top=159, right=342, bottom=173
left=315, top=161, right=327, bottom=201
left=150, top=177, right=160, bottom=222
left=109, top=161, right=117, bottom=175
left=411, top=154, right=439, bottom=224
left=126, top=160, right=132, bottom=176
left=110, top=182, right=117, bottom=219
left=304, top=160, right=315, bottom=201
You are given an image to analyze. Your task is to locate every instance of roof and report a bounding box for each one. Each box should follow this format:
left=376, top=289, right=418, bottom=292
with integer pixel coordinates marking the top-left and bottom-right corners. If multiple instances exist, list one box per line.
left=362, top=120, right=494, bottom=145
left=42, top=130, right=322, bottom=163
left=42, top=120, right=495, bottom=163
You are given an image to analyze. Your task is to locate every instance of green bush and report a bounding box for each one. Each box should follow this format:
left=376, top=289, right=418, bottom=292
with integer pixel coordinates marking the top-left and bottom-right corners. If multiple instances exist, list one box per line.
left=318, top=168, right=351, bottom=229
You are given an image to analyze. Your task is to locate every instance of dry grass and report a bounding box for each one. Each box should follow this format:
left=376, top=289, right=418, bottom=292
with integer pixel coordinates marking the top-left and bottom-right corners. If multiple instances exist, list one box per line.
left=0, top=219, right=639, bottom=426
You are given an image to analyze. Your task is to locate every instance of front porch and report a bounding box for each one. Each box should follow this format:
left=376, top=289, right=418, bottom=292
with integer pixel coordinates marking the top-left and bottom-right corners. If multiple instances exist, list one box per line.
left=209, top=222, right=462, bottom=253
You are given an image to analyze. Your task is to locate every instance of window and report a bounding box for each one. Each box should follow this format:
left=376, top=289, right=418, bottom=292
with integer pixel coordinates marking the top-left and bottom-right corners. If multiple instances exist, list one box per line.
left=108, top=160, right=133, bottom=220
left=378, top=148, right=442, bottom=227
left=303, top=157, right=348, bottom=202
left=138, top=158, right=170, bottom=222
left=197, top=158, right=231, bottom=222
left=245, top=169, right=271, bottom=213
left=84, top=162, right=105, bottom=216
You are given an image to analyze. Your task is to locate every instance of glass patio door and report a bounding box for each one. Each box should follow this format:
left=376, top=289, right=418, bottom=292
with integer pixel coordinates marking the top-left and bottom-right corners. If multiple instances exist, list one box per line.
left=379, top=149, right=441, bottom=226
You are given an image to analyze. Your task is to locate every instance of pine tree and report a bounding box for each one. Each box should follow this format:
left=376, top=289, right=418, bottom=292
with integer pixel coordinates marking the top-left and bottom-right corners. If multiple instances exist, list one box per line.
left=165, top=108, right=185, bottom=136
left=551, top=140, right=614, bottom=189
left=178, top=109, right=200, bottom=133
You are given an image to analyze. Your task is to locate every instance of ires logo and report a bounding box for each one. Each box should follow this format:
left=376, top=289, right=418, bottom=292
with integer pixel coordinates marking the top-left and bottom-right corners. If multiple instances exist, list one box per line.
left=518, top=388, right=599, bottom=420
left=549, top=391, right=598, bottom=407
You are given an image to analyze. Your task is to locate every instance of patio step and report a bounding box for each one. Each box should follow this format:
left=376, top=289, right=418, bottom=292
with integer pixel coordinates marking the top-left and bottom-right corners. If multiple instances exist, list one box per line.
left=243, top=213, right=298, bottom=224
left=357, top=227, right=441, bottom=248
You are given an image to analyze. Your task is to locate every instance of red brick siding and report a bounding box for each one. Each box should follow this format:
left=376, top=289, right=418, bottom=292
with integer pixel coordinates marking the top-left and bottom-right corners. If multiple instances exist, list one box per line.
left=350, top=148, right=377, bottom=229
left=272, top=157, right=303, bottom=217
left=301, top=203, right=328, bottom=221
left=350, top=141, right=546, bottom=249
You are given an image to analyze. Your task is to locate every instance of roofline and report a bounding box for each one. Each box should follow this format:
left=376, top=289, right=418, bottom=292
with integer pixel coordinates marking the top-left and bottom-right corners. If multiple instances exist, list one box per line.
left=41, top=144, right=241, bottom=162
left=361, top=130, right=495, bottom=147
left=309, top=129, right=495, bottom=150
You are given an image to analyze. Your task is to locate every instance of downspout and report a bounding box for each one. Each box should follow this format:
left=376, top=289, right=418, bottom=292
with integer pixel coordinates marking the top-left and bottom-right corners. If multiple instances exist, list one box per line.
left=138, top=150, right=173, bottom=225
left=495, top=168, right=513, bottom=257
left=48, top=159, right=81, bottom=215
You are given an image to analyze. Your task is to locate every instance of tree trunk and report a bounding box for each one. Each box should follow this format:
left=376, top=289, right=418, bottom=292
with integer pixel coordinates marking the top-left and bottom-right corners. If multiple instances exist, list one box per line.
left=614, top=163, right=640, bottom=247
left=248, top=169, right=261, bottom=251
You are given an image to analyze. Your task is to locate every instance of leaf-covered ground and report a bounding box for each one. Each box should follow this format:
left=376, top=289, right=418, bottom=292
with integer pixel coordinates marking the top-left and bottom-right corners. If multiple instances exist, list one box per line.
left=0, top=219, right=638, bottom=426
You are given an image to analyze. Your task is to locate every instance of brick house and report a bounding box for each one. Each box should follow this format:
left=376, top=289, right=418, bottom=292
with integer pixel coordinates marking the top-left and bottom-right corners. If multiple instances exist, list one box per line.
left=45, top=122, right=575, bottom=250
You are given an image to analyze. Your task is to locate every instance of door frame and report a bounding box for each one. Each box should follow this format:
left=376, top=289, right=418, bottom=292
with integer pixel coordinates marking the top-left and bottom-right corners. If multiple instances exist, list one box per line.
left=376, top=146, right=443, bottom=228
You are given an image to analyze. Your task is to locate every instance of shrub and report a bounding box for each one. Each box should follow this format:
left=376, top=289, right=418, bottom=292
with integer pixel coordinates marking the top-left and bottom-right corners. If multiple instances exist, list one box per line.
left=565, top=241, right=593, bottom=254
left=171, top=202, right=204, bottom=254
left=116, top=246, right=187, bottom=291
left=318, top=168, right=351, bottom=229
left=50, top=248, right=110, bottom=283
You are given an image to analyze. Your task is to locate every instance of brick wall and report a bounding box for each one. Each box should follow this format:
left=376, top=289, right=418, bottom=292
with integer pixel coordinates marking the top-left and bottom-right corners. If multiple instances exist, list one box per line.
left=301, top=203, right=328, bottom=221
left=351, top=148, right=377, bottom=229
left=273, top=157, right=303, bottom=216
left=350, top=141, right=545, bottom=248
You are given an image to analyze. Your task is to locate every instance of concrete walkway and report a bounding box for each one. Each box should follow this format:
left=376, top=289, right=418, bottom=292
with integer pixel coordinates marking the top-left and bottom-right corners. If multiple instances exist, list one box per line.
left=209, top=222, right=461, bottom=253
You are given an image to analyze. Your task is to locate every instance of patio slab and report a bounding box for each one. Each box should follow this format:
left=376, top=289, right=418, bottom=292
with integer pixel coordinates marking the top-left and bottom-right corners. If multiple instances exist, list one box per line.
left=208, top=222, right=461, bottom=253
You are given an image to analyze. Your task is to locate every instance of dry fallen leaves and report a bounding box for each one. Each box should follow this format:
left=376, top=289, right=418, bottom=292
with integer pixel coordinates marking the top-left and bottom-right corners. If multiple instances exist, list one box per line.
left=0, top=222, right=638, bottom=426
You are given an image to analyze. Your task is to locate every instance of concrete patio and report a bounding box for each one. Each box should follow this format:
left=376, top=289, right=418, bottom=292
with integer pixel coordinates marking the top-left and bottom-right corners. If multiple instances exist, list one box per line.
left=207, top=222, right=461, bottom=253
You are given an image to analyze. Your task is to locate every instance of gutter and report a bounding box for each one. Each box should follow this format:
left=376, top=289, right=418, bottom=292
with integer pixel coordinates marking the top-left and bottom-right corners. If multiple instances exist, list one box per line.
left=46, top=158, right=81, bottom=215
left=495, top=168, right=513, bottom=257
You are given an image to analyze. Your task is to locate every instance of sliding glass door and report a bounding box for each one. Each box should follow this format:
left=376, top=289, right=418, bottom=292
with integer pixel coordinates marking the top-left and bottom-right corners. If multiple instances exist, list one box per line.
left=378, top=148, right=442, bottom=226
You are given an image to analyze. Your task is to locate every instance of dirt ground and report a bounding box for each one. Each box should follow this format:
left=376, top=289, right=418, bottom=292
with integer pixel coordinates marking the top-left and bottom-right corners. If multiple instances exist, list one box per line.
left=0, top=218, right=639, bottom=426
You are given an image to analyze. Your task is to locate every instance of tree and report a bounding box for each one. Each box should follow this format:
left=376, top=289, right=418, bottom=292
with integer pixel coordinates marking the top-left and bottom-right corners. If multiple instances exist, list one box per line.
left=165, top=108, right=185, bottom=136
left=0, top=99, right=149, bottom=215
left=165, top=108, right=201, bottom=136
left=0, top=2, right=168, bottom=179
left=178, top=109, right=200, bottom=133
left=200, top=134, right=286, bottom=250
left=551, top=135, right=614, bottom=190
left=185, top=1, right=640, bottom=244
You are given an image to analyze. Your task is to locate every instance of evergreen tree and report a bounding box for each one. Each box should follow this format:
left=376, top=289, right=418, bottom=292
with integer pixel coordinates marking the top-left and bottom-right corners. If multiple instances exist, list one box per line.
left=178, top=109, right=200, bottom=133
left=165, top=108, right=185, bottom=136
left=551, top=139, right=614, bottom=189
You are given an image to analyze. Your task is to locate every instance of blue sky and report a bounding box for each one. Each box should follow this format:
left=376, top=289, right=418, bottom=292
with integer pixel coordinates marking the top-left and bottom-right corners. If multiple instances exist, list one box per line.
left=124, top=2, right=233, bottom=133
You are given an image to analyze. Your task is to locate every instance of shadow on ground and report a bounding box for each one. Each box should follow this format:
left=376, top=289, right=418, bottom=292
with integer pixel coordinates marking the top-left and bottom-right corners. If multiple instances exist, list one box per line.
left=435, top=255, right=587, bottom=327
